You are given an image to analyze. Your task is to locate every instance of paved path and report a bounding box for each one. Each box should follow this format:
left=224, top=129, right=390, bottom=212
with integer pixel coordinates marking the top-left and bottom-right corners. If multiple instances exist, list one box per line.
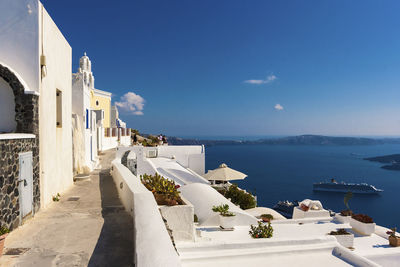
left=0, top=150, right=133, bottom=267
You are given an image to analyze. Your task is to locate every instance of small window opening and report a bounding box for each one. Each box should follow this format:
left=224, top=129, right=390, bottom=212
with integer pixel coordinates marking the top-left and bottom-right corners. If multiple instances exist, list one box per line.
left=96, top=100, right=99, bottom=106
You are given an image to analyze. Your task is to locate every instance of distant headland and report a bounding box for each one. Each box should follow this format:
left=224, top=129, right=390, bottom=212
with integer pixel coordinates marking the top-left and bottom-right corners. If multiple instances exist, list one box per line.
left=167, top=134, right=400, bottom=147
left=364, top=154, right=400, bottom=171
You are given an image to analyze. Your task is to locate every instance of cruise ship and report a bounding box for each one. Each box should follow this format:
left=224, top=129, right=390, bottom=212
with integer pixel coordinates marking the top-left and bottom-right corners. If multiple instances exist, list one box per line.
left=313, top=179, right=383, bottom=194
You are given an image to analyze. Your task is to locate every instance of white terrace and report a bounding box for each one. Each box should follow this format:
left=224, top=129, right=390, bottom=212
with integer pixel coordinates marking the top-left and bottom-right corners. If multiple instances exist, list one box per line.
left=112, top=145, right=400, bottom=267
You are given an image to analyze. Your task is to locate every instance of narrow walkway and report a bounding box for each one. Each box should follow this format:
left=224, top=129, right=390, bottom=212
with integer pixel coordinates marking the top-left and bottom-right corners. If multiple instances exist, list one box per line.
left=0, top=150, right=133, bottom=267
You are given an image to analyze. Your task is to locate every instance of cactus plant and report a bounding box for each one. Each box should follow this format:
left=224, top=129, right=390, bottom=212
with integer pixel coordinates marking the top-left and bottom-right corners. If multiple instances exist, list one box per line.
left=140, top=173, right=183, bottom=206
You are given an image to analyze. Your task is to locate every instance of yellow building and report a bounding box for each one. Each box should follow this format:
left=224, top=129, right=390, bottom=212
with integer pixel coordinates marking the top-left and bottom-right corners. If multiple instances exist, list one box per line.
left=91, top=88, right=112, bottom=128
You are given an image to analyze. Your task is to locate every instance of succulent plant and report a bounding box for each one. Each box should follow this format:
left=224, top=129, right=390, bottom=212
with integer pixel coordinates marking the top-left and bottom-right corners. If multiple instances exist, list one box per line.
left=249, top=221, right=273, bottom=238
left=140, top=173, right=183, bottom=206
left=212, top=204, right=235, bottom=217
left=0, top=226, right=9, bottom=236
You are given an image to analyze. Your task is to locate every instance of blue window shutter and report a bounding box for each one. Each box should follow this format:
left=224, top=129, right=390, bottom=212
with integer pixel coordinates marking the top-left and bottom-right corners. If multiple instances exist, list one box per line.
left=86, top=109, right=89, bottom=129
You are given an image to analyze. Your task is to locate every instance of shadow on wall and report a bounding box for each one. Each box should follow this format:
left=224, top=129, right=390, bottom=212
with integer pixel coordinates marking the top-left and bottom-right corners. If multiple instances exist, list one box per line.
left=88, top=168, right=134, bottom=267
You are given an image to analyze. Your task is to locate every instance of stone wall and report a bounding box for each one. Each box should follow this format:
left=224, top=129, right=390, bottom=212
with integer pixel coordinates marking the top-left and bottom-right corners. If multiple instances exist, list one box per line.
left=0, top=138, right=40, bottom=230
left=0, top=64, right=39, bottom=135
left=0, top=63, right=40, bottom=230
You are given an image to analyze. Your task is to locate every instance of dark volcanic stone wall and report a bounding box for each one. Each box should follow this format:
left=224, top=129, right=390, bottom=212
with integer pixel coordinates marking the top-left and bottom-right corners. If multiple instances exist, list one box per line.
left=0, top=64, right=40, bottom=230
left=0, top=64, right=39, bottom=136
left=0, top=138, right=40, bottom=230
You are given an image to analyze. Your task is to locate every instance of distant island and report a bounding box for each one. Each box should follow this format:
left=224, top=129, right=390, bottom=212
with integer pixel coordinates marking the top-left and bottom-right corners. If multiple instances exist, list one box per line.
left=167, top=134, right=400, bottom=147
left=364, top=154, right=400, bottom=171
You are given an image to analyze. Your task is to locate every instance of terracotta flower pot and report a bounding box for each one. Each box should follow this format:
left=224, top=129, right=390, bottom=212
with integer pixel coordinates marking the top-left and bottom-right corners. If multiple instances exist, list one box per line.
left=0, top=233, right=8, bottom=257
left=261, top=217, right=271, bottom=223
left=389, top=236, right=400, bottom=247
left=300, top=204, right=309, bottom=212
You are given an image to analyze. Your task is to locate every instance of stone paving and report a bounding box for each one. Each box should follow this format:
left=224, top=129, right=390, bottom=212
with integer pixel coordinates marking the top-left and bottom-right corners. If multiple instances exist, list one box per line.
left=0, top=149, right=133, bottom=267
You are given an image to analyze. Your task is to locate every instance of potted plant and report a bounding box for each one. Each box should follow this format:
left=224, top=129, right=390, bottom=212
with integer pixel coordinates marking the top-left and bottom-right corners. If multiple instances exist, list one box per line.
left=328, top=228, right=354, bottom=248
left=249, top=221, right=273, bottom=238
left=300, top=203, right=309, bottom=212
left=336, top=192, right=353, bottom=223
left=260, top=214, right=274, bottom=223
left=387, top=227, right=400, bottom=247
left=0, top=226, right=9, bottom=257
left=140, top=173, right=184, bottom=206
left=212, top=204, right=236, bottom=229
left=350, top=214, right=376, bottom=236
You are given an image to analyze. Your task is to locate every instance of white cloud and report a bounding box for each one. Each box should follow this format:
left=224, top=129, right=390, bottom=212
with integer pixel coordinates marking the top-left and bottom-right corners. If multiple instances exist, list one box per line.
left=244, top=74, right=277, bottom=85
left=274, top=104, right=284, bottom=111
left=115, top=92, right=145, bottom=115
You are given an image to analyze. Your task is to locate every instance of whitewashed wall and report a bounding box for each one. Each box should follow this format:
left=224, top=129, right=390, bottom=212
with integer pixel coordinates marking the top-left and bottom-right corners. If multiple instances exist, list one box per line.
left=101, top=136, right=119, bottom=151
left=39, top=4, right=73, bottom=207
left=0, top=0, right=40, bottom=94
left=120, top=135, right=131, bottom=147
left=180, top=183, right=258, bottom=226
left=111, top=149, right=181, bottom=267
left=157, top=145, right=205, bottom=175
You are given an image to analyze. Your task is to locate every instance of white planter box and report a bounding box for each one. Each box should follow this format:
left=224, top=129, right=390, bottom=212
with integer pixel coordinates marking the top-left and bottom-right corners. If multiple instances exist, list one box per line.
left=219, top=215, right=236, bottom=229
left=350, top=218, right=376, bottom=236
left=159, top=198, right=195, bottom=242
left=333, top=234, right=354, bottom=248
left=335, top=214, right=351, bottom=224
left=292, top=206, right=330, bottom=219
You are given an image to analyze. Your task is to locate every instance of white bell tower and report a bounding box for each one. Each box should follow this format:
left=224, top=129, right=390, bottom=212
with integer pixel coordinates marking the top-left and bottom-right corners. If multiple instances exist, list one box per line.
left=77, top=52, right=94, bottom=89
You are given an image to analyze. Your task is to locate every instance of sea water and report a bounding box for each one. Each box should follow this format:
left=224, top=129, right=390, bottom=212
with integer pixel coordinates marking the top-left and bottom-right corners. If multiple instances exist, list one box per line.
left=205, top=144, right=400, bottom=227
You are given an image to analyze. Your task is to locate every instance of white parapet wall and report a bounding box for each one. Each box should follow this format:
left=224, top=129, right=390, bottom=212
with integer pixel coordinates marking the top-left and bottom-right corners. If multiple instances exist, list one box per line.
left=120, top=135, right=131, bottom=147
left=101, top=136, right=119, bottom=151
left=179, top=183, right=258, bottom=226
left=111, top=148, right=181, bottom=267
left=159, top=197, right=195, bottom=242
left=157, top=145, right=205, bottom=175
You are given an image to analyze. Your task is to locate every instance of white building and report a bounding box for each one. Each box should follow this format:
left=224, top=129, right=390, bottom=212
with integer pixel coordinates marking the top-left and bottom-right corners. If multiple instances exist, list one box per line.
left=0, top=0, right=73, bottom=229
left=111, top=105, right=127, bottom=128
left=71, top=54, right=132, bottom=173
left=72, top=53, right=100, bottom=171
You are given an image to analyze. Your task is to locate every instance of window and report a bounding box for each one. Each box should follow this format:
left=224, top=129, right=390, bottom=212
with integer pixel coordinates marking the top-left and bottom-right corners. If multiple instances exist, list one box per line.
left=86, top=109, right=89, bottom=129
left=96, top=100, right=99, bottom=106
left=56, top=89, right=62, bottom=128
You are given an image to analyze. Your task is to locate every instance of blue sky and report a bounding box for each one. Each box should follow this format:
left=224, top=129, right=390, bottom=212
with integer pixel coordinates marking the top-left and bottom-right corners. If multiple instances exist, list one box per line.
left=42, top=0, right=400, bottom=137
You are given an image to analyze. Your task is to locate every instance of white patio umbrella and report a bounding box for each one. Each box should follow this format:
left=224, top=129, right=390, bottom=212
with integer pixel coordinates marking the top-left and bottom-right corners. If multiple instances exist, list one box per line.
left=203, top=163, right=247, bottom=182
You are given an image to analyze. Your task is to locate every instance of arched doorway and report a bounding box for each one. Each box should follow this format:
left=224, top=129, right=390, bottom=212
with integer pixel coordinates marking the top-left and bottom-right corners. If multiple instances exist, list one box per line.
left=0, top=77, right=16, bottom=132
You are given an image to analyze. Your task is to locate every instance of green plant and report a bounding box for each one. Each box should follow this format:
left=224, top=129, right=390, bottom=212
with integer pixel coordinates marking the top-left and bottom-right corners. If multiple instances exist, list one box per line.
left=340, top=210, right=353, bottom=216
left=329, top=228, right=351, bottom=235
left=341, top=191, right=353, bottom=215
left=0, top=226, right=9, bottom=236
left=131, top=129, right=140, bottom=135
left=194, top=214, right=199, bottom=223
left=140, top=173, right=183, bottom=206
left=249, top=221, right=273, bottom=238
left=221, top=184, right=256, bottom=210
left=387, top=227, right=398, bottom=238
left=352, top=214, right=374, bottom=223
left=260, top=214, right=274, bottom=222
left=212, top=204, right=235, bottom=217
left=52, top=193, right=60, bottom=202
